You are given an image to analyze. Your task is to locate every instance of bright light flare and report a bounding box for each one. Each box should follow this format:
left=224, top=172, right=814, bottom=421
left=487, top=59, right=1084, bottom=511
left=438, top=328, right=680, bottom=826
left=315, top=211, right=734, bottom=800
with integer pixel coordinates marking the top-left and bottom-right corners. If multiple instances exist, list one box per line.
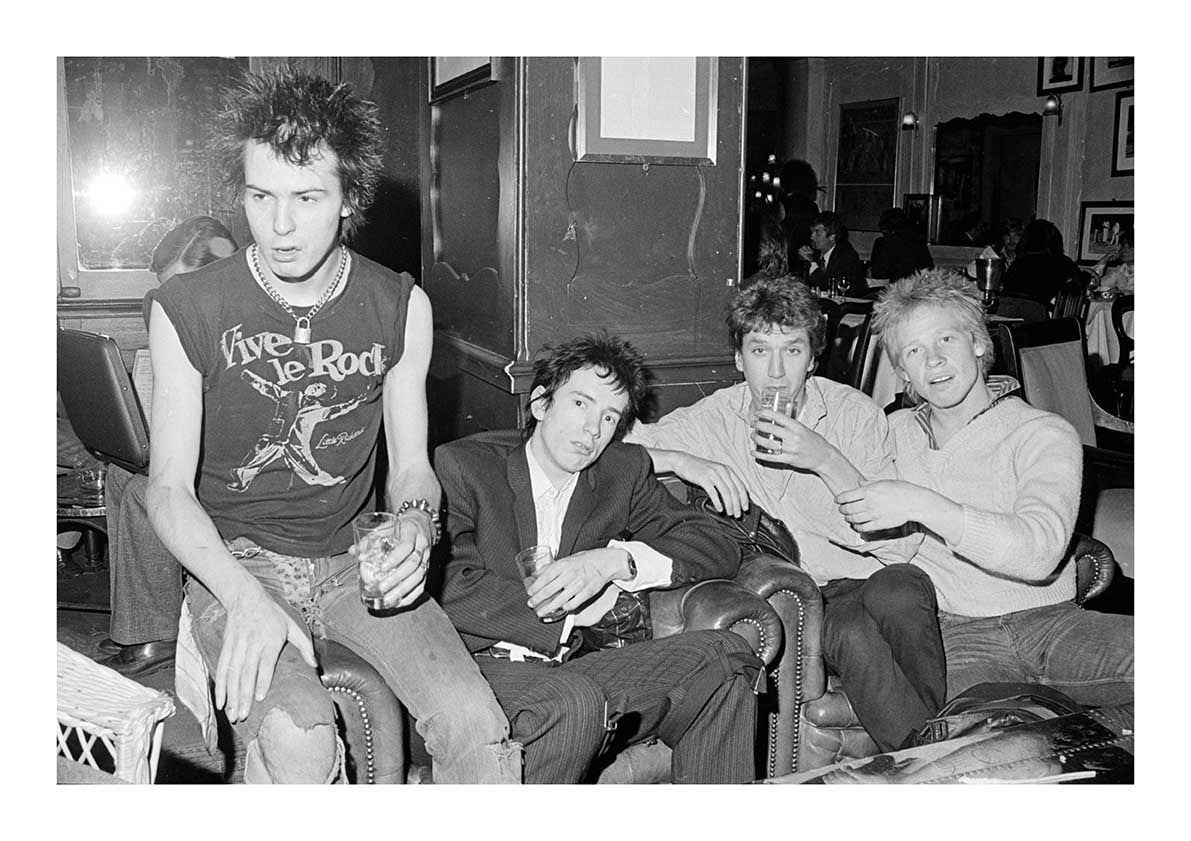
left=86, top=173, right=137, bottom=216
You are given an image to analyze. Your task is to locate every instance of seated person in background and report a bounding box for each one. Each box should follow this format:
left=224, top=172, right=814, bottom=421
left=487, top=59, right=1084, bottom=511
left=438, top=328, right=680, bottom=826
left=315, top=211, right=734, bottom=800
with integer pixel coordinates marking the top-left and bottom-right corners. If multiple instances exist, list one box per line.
left=946, top=211, right=988, bottom=248
left=436, top=333, right=762, bottom=783
left=144, top=70, right=518, bottom=783
left=150, top=215, right=237, bottom=283
left=624, top=278, right=944, bottom=753
left=741, top=203, right=789, bottom=285
left=778, top=159, right=822, bottom=278
left=99, top=215, right=238, bottom=675
left=799, top=211, right=866, bottom=298
left=1001, top=218, right=1084, bottom=308
left=1089, top=226, right=1134, bottom=294
left=996, top=217, right=1023, bottom=268
left=869, top=207, right=934, bottom=285
left=837, top=269, right=1133, bottom=706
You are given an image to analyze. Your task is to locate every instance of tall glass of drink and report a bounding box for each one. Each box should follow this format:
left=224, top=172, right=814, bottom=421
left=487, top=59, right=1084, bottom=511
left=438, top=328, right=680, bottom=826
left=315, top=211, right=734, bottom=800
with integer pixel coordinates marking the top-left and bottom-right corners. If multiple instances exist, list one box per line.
left=757, top=385, right=796, bottom=456
left=353, top=511, right=398, bottom=611
left=515, top=545, right=565, bottom=622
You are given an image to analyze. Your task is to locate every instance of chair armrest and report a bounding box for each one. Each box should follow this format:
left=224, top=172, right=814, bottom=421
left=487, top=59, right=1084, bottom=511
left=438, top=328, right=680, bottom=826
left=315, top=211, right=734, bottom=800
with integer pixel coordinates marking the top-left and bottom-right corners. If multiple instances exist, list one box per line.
left=649, top=580, right=783, bottom=667
left=1069, top=532, right=1117, bottom=606
left=734, top=553, right=827, bottom=701
left=317, top=638, right=406, bottom=784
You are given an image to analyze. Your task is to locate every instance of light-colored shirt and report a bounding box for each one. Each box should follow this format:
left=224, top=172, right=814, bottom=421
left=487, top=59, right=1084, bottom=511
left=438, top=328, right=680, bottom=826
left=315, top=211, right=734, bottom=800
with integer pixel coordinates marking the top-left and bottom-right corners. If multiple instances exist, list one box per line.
left=494, top=443, right=674, bottom=661
left=891, top=396, right=1081, bottom=616
left=625, top=377, right=921, bottom=586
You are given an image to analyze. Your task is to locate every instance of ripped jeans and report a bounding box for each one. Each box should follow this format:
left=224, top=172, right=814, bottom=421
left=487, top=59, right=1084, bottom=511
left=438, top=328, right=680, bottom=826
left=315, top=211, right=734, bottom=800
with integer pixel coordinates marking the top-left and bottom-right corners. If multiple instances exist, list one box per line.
left=184, top=537, right=521, bottom=783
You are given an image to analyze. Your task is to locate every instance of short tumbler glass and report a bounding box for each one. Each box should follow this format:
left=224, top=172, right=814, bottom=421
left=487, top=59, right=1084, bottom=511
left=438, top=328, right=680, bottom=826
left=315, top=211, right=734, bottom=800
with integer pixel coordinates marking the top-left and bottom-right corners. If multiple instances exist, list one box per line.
left=353, top=511, right=398, bottom=611
left=515, top=545, right=565, bottom=623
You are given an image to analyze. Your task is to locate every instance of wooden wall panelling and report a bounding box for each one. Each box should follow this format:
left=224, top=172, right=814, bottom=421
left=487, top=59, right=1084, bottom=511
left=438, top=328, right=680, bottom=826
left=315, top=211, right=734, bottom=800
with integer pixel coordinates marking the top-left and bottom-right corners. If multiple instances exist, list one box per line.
left=423, top=57, right=748, bottom=441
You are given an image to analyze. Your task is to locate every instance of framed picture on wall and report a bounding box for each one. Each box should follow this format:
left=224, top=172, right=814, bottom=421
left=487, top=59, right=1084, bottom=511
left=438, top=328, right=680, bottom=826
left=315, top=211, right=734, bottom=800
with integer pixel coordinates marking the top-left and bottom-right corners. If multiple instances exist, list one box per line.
left=575, top=57, right=718, bottom=165
left=1037, top=58, right=1084, bottom=96
left=1112, top=91, right=1135, bottom=176
left=834, top=97, right=898, bottom=231
left=429, top=57, right=500, bottom=103
left=1090, top=57, right=1134, bottom=91
left=1076, top=201, right=1133, bottom=265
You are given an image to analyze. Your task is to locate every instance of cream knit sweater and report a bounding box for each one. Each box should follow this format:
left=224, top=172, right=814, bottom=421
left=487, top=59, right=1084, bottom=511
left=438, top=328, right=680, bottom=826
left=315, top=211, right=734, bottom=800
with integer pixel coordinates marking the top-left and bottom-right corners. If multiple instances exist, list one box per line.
left=890, top=396, right=1083, bottom=617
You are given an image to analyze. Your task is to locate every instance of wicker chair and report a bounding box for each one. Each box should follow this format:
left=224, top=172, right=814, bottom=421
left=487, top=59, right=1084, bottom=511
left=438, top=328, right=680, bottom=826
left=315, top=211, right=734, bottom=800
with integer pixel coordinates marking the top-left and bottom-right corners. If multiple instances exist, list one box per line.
left=57, top=642, right=175, bottom=783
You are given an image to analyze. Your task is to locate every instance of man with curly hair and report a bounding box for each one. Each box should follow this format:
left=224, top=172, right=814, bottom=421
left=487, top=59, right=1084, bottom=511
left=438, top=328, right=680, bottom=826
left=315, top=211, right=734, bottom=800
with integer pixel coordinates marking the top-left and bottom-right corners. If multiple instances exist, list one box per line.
left=625, top=277, right=944, bottom=753
left=837, top=269, right=1133, bottom=705
left=144, top=70, right=519, bottom=783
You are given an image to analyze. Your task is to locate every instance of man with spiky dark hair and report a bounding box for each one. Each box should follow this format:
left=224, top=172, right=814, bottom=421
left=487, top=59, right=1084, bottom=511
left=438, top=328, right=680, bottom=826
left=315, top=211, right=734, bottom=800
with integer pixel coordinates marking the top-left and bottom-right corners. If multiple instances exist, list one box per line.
left=436, top=333, right=762, bottom=784
left=143, top=71, right=519, bottom=783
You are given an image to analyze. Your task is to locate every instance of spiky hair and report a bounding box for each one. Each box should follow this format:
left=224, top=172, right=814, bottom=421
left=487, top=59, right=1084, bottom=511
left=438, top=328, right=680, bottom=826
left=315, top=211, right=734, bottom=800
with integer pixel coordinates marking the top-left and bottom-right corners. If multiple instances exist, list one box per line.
left=212, top=71, right=384, bottom=241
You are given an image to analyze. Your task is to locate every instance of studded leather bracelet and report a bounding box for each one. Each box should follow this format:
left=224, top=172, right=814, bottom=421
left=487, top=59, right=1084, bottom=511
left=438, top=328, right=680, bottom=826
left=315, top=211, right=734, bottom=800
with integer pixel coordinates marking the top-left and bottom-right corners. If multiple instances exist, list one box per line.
left=397, top=498, right=441, bottom=544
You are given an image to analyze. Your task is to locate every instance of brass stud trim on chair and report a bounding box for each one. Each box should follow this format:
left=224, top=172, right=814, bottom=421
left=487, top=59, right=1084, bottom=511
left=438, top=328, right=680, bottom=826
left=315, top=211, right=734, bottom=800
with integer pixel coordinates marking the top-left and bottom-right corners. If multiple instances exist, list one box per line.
left=326, top=685, right=375, bottom=784
left=728, top=616, right=770, bottom=661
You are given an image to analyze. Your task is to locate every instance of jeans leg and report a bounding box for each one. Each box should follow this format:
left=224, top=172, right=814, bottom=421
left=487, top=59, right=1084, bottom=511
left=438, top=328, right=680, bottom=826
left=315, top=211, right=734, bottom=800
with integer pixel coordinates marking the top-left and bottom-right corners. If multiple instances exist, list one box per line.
left=859, top=565, right=947, bottom=714
left=822, top=576, right=938, bottom=751
left=318, top=567, right=520, bottom=784
left=183, top=566, right=338, bottom=783
left=474, top=657, right=606, bottom=784
left=1005, top=603, right=1134, bottom=707
left=106, top=469, right=182, bottom=644
left=939, top=612, right=1029, bottom=700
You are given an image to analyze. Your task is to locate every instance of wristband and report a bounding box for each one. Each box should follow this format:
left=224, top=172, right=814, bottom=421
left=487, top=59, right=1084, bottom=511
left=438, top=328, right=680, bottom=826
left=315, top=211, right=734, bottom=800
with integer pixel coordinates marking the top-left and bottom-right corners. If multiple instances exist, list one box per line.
left=397, top=498, right=441, bottom=544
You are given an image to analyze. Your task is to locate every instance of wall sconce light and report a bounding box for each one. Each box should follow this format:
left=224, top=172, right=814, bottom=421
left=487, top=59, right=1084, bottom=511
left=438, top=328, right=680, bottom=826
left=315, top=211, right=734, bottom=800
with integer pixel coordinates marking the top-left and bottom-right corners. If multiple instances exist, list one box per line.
left=1042, top=93, right=1063, bottom=125
left=901, top=112, right=919, bottom=132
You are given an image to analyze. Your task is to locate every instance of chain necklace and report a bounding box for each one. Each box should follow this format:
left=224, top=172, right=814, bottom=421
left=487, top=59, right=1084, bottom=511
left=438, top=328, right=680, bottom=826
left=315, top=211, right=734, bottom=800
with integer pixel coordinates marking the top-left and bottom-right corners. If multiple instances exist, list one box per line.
left=249, top=243, right=348, bottom=344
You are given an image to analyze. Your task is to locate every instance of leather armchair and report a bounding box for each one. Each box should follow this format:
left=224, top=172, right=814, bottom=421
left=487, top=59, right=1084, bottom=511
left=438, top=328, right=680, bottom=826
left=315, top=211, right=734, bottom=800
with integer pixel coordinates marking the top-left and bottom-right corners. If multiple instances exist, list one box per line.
left=316, top=576, right=782, bottom=784
left=739, top=532, right=1119, bottom=774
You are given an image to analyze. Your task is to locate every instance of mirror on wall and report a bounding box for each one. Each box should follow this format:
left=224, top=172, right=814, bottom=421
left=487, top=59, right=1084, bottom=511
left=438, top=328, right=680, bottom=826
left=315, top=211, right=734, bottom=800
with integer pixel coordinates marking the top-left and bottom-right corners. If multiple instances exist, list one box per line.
left=60, top=57, right=248, bottom=297
left=932, top=112, right=1041, bottom=248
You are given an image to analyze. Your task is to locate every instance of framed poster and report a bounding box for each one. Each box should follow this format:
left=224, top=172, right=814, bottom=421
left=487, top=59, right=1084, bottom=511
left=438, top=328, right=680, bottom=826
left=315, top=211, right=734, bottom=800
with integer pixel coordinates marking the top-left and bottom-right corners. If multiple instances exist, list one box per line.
left=1037, top=58, right=1084, bottom=96
left=1077, top=201, right=1133, bottom=264
left=1112, top=91, right=1135, bottom=176
left=834, top=98, right=899, bottom=231
left=430, top=57, right=499, bottom=103
left=1090, top=57, right=1134, bottom=91
left=575, top=57, right=718, bottom=165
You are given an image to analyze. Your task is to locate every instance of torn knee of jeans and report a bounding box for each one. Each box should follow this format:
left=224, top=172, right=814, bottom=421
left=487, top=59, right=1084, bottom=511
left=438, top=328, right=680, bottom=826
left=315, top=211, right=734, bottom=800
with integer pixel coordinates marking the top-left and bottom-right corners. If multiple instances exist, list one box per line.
left=248, top=707, right=339, bottom=783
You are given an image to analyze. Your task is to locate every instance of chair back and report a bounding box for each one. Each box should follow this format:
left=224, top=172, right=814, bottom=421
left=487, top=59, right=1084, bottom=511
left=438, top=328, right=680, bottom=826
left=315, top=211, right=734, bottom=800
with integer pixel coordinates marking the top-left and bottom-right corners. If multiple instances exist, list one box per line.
left=1111, top=294, right=1134, bottom=361
left=997, top=318, right=1097, bottom=446
left=1052, top=285, right=1090, bottom=321
left=848, top=313, right=878, bottom=392
left=817, top=299, right=873, bottom=384
left=57, top=329, right=151, bottom=474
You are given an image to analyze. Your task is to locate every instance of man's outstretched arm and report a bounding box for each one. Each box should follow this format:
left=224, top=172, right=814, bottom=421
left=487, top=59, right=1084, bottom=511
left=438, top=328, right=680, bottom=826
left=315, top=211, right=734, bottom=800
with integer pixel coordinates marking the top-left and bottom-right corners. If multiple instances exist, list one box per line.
left=144, top=301, right=315, bottom=724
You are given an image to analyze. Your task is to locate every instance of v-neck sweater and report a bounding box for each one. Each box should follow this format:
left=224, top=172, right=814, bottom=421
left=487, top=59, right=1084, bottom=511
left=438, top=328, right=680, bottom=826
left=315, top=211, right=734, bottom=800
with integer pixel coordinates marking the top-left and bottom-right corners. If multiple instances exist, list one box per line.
left=889, top=396, right=1082, bottom=617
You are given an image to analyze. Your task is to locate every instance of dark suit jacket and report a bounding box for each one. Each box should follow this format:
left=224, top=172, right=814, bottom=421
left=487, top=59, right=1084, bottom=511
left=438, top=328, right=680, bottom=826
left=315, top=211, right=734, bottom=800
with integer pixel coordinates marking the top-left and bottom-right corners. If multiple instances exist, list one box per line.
left=434, top=430, right=740, bottom=654
left=809, top=238, right=867, bottom=297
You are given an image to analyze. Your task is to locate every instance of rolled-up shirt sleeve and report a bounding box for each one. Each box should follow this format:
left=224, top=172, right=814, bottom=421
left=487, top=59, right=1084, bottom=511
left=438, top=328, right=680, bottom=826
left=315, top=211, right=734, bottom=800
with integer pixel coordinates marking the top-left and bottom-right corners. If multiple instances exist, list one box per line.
left=607, top=539, right=672, bottom=592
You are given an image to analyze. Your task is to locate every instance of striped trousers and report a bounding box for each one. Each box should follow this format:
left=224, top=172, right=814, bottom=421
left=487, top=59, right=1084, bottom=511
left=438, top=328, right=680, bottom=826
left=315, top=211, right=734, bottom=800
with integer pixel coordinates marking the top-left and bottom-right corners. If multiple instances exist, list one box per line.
left=475, top=628, right=760, bottom=783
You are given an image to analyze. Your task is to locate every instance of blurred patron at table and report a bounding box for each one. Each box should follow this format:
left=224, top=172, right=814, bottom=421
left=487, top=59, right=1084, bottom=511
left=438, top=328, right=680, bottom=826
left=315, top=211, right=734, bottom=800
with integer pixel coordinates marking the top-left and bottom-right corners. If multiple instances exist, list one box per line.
left=1001, top=219, right=1084, bottom=309
left=996, top=217, right=1023, bottom=269
left=799, top=211, right=866, bottom=298
left=868, top=207, right=933, bottom=286
left=1088, top=227, right=1134, bottom=295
